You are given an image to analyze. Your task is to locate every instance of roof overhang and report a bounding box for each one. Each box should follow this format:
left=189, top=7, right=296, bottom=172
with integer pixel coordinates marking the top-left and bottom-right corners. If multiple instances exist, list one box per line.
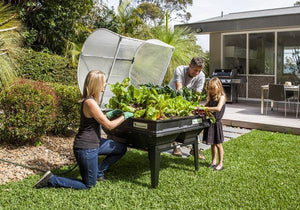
left=176, top=13, right=300, bottom=34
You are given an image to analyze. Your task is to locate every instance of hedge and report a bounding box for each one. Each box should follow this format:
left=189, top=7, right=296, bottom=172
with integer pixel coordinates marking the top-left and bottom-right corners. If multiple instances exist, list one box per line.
left=49, top=83, right=81, bottom=135
left=0, top=79, right=58, bottom=144
left=17, top=49, right=77, bottom=85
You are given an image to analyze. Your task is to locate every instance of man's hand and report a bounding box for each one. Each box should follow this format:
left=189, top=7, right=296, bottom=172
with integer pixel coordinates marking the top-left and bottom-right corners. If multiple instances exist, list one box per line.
left=106, top=109, right=123, bottom=120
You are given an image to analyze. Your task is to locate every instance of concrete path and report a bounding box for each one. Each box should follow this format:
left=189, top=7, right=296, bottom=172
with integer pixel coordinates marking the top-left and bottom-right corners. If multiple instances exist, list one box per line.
left=163, top=126, right=251, bottom=158
left=223, top=101, right=300, bottom=135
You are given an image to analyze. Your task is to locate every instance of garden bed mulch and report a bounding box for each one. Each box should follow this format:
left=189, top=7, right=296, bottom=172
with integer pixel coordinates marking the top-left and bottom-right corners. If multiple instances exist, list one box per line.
left=0, top=135, right=76, bottom=185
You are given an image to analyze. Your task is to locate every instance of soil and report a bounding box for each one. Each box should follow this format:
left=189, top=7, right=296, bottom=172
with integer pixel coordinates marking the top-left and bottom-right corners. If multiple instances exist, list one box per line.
left=0, top=134, right=77, bottom=184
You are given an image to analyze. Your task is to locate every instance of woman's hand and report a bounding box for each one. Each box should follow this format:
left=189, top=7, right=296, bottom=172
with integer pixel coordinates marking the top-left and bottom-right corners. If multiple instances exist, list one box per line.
left=106, top=109, right=123, bottom=120
left=123, top=112, right=133, bottom=120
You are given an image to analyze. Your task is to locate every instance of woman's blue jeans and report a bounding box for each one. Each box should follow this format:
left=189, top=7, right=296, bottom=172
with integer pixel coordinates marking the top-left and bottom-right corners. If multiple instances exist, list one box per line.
left=48, top=139, right=127, bottom=189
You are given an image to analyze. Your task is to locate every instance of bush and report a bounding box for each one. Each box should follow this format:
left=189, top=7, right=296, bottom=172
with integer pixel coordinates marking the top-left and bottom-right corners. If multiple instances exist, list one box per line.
left=0, top=79, right=59, bottom=144
left=49, top=83, right=81, bottom=135
left=17, top=49, right=77, bottom=85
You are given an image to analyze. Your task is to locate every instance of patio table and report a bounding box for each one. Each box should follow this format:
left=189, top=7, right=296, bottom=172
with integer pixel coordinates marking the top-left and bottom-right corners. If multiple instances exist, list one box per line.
left=260, top=85, right=299, bottom=114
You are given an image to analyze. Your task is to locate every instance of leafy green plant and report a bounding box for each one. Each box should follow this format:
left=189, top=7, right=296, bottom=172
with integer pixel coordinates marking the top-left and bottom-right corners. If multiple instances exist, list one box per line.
left=140, top=83, right=206, bottom=102
left=0, top=79, right=59, bottom=144
left=106, top=78, right=214, bottom=121
left=49, top=83, right=81, bottom=135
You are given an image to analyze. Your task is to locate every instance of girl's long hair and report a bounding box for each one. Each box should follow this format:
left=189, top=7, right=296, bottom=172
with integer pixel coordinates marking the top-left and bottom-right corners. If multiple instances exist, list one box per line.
left=82, top=70, right=106, bottom=104
left=206, top=77, right=226, bottom=103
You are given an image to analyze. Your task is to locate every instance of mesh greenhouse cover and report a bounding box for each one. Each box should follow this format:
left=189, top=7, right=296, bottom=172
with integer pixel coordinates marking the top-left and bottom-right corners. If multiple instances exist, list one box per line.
left=77, top=28, right=174, bottom=107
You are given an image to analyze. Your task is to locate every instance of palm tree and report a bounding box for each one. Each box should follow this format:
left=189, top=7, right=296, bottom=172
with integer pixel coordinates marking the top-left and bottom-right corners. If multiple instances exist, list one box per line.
left=117, top=0, right=142, bottom=36
left=151, top=25, right=205, bottom=83
left=0, top=3, right=22, bottom=90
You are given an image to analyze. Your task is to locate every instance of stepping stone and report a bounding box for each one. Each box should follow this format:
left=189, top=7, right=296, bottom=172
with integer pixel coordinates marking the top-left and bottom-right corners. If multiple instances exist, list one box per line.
left=224, top=132, right=240, bottom=139
left=223, top=126, right=251, bottom=134
left=223, top=137, right=231, bottom=142
left=162, top=126, right=252, bottom=157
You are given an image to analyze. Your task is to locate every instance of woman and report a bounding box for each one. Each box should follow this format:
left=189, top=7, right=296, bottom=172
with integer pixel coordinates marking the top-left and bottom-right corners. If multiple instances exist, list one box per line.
left=34, top=70, right=133, bottom=189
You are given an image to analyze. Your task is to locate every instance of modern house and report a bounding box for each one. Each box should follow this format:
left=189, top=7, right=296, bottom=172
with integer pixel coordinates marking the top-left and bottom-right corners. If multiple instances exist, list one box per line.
left=176, top=5, right=300, bottom=100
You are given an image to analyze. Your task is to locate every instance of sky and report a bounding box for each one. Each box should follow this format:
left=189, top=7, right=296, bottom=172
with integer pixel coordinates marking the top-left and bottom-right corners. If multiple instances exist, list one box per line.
left=105, top=0, right=298, bottom=51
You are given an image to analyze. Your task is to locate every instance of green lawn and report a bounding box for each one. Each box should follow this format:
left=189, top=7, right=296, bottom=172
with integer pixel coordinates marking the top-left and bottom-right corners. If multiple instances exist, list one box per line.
left=0, top=130, right=299, bottom=209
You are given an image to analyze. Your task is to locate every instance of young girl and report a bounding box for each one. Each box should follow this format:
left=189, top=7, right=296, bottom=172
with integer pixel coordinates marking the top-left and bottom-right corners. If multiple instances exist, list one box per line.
left=201, top=77, right=226, bottom=171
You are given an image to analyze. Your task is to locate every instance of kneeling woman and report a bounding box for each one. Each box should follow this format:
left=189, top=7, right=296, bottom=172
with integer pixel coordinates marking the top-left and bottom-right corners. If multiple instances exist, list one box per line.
left=34, top=70, right=133, bottom=189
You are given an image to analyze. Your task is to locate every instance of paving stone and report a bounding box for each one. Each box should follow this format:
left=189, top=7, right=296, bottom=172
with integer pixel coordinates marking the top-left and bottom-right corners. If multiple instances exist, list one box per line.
left=223, top=137, right=231, bottom=142
left=224, top=132, right=240, bottom=139
left=163, top=126, right=251, bottom=157
left=223, top=126, right=251, bottom=134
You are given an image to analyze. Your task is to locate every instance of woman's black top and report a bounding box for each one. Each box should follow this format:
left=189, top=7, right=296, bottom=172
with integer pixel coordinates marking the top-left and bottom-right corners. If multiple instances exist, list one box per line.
left=73, top=98, right=101, bottom=149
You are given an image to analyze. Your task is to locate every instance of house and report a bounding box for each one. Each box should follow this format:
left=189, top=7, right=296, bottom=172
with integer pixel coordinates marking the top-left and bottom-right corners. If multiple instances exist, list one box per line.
left=176, top=5, right=300, bottom=100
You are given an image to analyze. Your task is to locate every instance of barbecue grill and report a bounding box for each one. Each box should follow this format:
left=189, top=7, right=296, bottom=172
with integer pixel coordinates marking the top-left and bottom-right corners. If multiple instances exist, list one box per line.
left=78, top=29, right=210, bottom=188
left=212, top=69, right=241, bottom=103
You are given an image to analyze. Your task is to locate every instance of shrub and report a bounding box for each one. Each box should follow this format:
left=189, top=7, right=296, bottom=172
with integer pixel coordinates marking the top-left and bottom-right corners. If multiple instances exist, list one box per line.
left=0, top=79, right=59, bottom=144
left=17, top=49, right=77, bottom=85
left=49, top=83, right=81, bottom=135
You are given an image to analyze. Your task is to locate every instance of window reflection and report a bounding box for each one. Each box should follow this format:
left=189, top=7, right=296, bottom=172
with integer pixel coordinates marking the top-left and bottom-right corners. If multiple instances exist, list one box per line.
left=223, top=34, right=246, bottom=74
left=249, top=33, right=275, bottom=75
left=278, top=31, right=300, bottom=85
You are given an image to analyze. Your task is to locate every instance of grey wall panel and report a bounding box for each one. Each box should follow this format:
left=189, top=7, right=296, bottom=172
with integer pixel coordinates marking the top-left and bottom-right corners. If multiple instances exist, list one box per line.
left=248, top=76, right=275, bottom=98
left=209, top=33, right=222, bottom=76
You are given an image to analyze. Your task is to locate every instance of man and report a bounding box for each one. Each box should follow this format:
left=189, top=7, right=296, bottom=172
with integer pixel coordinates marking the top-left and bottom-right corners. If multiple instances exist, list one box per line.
left=169, top=57, right=206, bottom=158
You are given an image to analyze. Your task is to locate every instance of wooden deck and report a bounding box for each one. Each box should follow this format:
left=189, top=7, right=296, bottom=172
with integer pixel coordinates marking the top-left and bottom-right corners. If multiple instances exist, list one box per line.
left=222, top=100, right=300, bottom=135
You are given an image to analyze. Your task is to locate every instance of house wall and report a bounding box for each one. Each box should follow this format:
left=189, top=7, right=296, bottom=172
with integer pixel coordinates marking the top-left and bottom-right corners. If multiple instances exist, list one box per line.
left=209, top=33, right=221, bottom=76
left=215, top=28, right=300, bottom=100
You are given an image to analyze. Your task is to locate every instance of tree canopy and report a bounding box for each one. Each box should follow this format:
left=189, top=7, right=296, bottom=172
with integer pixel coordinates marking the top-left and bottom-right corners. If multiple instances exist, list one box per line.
left=19, top=0, right=93, bottom=54
left=137, top=2, right=164, bottom=26
left=135, top=0, right=193, bottom=22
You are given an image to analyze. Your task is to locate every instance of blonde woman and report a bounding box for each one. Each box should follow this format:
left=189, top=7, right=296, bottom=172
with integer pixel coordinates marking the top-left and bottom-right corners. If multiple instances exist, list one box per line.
left=34, top=70, right=133, bottom=189
left=200, top=77, right=226, bottom=171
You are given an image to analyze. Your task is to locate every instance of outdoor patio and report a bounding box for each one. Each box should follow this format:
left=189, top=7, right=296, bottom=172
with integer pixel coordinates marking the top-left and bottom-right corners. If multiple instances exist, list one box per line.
left=222, top=100, right=300, bottom=135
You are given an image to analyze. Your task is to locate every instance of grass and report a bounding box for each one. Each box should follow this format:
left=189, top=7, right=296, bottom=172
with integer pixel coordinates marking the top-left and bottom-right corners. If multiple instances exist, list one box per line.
left=0, top=130, right=299, bottom=209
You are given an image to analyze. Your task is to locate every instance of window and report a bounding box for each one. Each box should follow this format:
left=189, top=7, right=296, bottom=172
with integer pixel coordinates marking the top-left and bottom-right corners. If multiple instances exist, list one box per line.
left=277, top=31, right=300, bottom=85
left=249, top=33, right=274, bottom=75
left=223, top=34, right=246, bottom=74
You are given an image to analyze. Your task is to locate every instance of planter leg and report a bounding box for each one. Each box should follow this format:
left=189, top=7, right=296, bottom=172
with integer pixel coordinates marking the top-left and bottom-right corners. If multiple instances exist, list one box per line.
left=149, top=148, right=160, bottom=188
left=193, top=137, right=199, bottom=171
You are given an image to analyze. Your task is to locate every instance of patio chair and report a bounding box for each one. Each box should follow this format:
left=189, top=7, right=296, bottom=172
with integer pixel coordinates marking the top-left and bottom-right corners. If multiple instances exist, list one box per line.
left=296, top=85, right=300, bottom=118
left=266, top=84, right=286, bottom=117
left=286, top=84, right=300, bottom=118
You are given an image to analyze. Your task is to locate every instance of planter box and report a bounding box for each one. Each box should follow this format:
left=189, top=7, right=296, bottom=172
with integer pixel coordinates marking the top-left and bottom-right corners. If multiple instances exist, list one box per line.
left=104, top=115, right=210, bottom=149
left=103, top=115, right=210, bottom=188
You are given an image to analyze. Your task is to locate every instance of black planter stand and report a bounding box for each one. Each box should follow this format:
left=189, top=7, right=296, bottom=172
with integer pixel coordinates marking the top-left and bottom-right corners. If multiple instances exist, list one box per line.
left=104, top=116, right=210, bottom=188
left=148, top=136, right=200, bottom=188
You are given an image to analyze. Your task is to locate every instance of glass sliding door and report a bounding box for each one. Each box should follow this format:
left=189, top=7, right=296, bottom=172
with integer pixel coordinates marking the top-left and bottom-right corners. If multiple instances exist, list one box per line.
left=223, top=34, right=246, bottom=74
left=248, top=32, right=275, bottom=98
left=223, top=34, right=247, bottom=98
left=277, top=31, right=300, bottom=85
left=249, top=33, right=275, bottom=75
